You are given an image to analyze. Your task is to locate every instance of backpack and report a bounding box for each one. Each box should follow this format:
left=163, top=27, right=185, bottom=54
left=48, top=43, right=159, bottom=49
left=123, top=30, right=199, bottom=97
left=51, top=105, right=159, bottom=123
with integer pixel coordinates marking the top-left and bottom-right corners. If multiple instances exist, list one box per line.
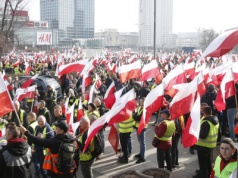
left=89, top=133, right=103, bottom=158
left=56, top=141, right=76, bottom=174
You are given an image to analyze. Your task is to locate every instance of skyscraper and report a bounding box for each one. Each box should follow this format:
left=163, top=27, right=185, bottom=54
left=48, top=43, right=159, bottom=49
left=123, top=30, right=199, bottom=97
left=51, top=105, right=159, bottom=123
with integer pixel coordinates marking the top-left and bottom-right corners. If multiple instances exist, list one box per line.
left=40, top=0, right=94, bottom=45
left=139, top=0, right=173, bottom=48
left=74, top=0, right=94, bottom=38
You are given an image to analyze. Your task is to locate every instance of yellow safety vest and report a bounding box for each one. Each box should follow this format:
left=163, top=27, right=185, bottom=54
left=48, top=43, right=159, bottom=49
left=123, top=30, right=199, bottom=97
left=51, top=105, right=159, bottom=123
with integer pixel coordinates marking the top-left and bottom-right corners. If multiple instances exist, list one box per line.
left=196, top=120, right=219, bottom=148
left=34, top=126, right=48, bottom=155
left=133, top=106, right=147, bottom=128
left=78, top=131, right=95, bottom=161
left=118, top=117, right=134, bottom=133
left=10, top=110, right=24, bottom=124
left=155, top=120, right=175, bottom=141
left=213, top=156, right=237, bottom=178
left=29, top=121, right=38, bottom=135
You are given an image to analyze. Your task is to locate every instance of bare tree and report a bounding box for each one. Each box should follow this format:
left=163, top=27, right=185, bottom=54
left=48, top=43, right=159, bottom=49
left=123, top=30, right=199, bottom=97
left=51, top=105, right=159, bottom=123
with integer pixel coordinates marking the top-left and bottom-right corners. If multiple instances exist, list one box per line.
left=0, top=0, right=28, bottom=57
left=199, top=28, right=219, bottom=51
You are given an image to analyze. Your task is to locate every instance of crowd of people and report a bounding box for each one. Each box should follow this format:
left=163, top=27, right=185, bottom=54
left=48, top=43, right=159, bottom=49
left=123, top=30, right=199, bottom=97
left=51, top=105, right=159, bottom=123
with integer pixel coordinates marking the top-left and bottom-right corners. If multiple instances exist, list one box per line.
left=0, top=49, right=238, bottom=178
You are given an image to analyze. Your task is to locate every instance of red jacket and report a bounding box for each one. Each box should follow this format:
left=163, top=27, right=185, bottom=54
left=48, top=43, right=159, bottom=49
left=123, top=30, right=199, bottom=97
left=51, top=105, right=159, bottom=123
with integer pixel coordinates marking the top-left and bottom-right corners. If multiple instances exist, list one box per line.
left=154, top=121, right=172, bottom=150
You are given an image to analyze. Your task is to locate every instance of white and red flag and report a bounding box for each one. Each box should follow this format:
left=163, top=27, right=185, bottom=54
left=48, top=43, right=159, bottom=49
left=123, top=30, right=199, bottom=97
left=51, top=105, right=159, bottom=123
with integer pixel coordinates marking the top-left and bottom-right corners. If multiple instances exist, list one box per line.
left=139, top=60, right=160, bottom=81
left=2, top=71, right=13, bottom=91
left=77, top=98, right=84, bottom=122
left=106, top=63, right=117, bottom=74
left=83, top=115, right=107, bottom=153
left=88, top=81, right=96, bottom=104
left=58, top=60, right=87, bottom=76
left=81, top=72, right=92, bottom=94
left=0, top=74, right=14, bottom=116
left=184, top=61, right=195, bottom=77
left=21, top=74, right=39, bottom=88
left=194, top=71, right=206, bottom=96
left=163, top=64, right=187, bottom=91
left=118, top=60, right=142, bottom=83
left=16, top=85, right=37, bottom=101
left=104, top=87, right=124, bottom=109
left=138, top=83, right=164, bottom=134
left=200, top=29, right=238, bottom=59
left=104, top=81, right=116, bottom=99
left=25, top=61, right=32, bottom=76
left=214, top=68, right=236, bottom=111
left=108, top=123, right=119, bottom=154
left=169, top=78, right=198, bottom=120
left=182, top=94, right=201, bottom=148
left=66, top=102, right=76, bottom=125
left=106, top=88, right=137, bottom=126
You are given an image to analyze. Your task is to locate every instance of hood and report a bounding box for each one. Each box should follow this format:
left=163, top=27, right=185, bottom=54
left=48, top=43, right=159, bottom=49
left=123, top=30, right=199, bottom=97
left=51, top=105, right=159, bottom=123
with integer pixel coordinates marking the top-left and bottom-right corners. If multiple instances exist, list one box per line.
left=204, top=115, right=219, bottom=125
left=7, top=141, right=29, bottom=156
left=56, top=133, right=76, bottom=143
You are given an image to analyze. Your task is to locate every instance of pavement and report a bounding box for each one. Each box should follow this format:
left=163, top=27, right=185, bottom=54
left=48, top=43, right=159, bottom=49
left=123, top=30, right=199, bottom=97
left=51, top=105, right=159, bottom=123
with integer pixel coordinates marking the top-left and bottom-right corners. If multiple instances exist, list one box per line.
left=76, top=115, right=203, bottom=178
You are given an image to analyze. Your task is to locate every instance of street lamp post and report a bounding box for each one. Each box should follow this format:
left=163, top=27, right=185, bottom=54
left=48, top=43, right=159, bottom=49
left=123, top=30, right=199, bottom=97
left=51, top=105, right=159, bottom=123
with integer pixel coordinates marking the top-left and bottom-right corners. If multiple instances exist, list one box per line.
left=154, top=0, right=156, bottom=60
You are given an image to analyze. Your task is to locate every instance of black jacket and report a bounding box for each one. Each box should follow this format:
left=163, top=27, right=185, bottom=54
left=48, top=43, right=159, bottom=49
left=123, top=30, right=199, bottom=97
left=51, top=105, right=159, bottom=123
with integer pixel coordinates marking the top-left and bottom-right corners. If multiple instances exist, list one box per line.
left=195, top=115, right=219, bottom=151
left=0, top=139, right=32, bottom=178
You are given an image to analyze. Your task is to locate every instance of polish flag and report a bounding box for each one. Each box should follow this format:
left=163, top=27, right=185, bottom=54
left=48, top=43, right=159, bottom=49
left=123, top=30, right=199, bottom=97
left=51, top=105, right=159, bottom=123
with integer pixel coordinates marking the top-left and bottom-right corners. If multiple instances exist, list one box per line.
left=232, top=62, right=238, bottom=82
left=106, top=88, right=137, bottom=126
left=0, top=74, right=14, bottom=116
left=108, top=124, right=119, bottom=154
left=83, top=114, right=107, bottom=153
left=77, top=98, right=84, bottom=122
left=106, top=63, right=117, bottom=74
left=138, top=83, right=164, bottom=134
left=182, top=94, right=201, bottom=148
left=184, top=61, right=195, bottom=77
left=163, top=64, right=187, bottom=91
left=88, top=81, right=96, bottom=103
left=13, top=60, right=20, bottom=67
left=25, top=61, right=32, bottom=76
left=200, top=29, right=238, bottom=59
left=118, top=60, right=142, bottom=83
left=164, top=83, right=185, bottom=98
left=169, top=78, right=198, bottom=119
left=104, top=81, right=116, bottom=99
left=82, top=72, right=92, bottom=93
left=127, top=54, right=137, bottom=63
left=194, top=71, right=206, bottom=96
left=95, top=74, right=102, bottom=89
left=58, top=60, right=87, bottom=76
left=214, top=68, right=236, bottom=111
left=64, top=96, right=70, bottom=115
left=21, top=74, right=39, bottom=88
left=139, top=60, right=160, bottom=81
left=66, top=102, right=76, bottom=125
left=16, top=85, right=37, bottom=101
left=104, top=87, right=124, bottom=109
left=2, top=71, right=13, bottom=91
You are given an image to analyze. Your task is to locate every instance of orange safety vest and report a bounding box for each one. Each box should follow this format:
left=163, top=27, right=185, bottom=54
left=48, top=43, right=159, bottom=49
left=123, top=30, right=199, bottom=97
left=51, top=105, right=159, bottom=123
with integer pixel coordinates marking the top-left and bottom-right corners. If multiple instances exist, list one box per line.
left=42, top=142, right=77, bottom=174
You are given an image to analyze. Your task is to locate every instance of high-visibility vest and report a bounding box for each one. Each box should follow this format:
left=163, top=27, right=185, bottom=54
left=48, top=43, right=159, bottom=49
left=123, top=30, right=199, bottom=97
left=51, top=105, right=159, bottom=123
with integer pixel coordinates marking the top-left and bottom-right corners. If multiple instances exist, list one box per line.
left=10, top=110, right=24, bottom=124
left=34, top=126, right=48, bottom=155
left=155, top=120, right=175, bottom=141
left=118, top=117, right=134, bottom=133
left=133, top=106, right=147, bottom=128
left=27, top=98, right=34, bottom=102
left=86, top=110, right=100, bottom=118
left=0, top=120, right=7, bottom=130
left=196, top=120, right=219, bottom=148
left=78, top=131, right=95, bottom=161
left=213, top=156, right=237, bottom=178
left=29, top=121, right=38, bottom=135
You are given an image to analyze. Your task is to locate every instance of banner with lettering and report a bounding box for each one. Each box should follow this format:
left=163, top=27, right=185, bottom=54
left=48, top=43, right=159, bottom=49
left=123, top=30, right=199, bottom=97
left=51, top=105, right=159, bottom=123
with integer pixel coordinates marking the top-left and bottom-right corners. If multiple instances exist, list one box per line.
left=37, top=32, right=52, bottom=45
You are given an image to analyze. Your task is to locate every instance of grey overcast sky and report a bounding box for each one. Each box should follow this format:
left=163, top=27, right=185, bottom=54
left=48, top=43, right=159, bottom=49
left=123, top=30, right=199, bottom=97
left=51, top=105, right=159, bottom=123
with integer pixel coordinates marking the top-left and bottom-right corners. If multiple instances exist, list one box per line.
left=27, top=0, right=238, bottom=33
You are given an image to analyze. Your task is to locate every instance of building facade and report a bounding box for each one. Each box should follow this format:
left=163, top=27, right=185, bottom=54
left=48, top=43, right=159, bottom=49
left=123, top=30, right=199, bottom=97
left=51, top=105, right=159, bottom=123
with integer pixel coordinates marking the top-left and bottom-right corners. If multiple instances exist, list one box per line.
left=139, top=0, right=173, bottom=48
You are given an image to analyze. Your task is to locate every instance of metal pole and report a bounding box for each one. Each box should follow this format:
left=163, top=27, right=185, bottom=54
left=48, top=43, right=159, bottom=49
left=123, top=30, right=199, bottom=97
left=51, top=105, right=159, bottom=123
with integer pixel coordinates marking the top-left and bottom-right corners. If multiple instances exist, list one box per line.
left=154, top=0, right=156, bottom=60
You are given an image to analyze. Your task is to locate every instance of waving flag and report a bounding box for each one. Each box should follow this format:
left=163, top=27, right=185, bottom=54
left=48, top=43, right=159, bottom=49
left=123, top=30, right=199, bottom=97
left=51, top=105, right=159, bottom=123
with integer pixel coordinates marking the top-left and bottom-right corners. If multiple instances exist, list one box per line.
left=139, top=60, right=160, bottom=81
left=182, top=94, right=201, bottom=148
left=0, top=74, right=14, bottom=116
left=104, top=81, right=116, bottom=99
left=138, top=83, right=164, bottom=134
left=200, top=29, right=238, bottom=59
left=169, top=78, right=197, bottom=120
left=108, top=124, right=119, bottom=154
left=77, top=98, right=84, bottom=122
left=25, top=61, right=32, bottom=76
left=58, top=60, right=87, bottom=76
left=104, top=87, right=124, bottom=109
left=21, top=74, right=39, bottom=88
left=118, top=60, right=142, bottom=83
left=214, top=68, right=236, bottom=111
left=66, top=102, right=76, bottom=125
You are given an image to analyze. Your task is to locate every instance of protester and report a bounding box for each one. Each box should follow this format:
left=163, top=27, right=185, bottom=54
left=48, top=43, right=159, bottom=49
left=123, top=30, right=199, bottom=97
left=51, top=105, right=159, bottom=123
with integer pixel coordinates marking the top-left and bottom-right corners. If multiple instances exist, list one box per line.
left=210, top=137, right=238, bottom=178
left=0, top=123, right=32, bottom=178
